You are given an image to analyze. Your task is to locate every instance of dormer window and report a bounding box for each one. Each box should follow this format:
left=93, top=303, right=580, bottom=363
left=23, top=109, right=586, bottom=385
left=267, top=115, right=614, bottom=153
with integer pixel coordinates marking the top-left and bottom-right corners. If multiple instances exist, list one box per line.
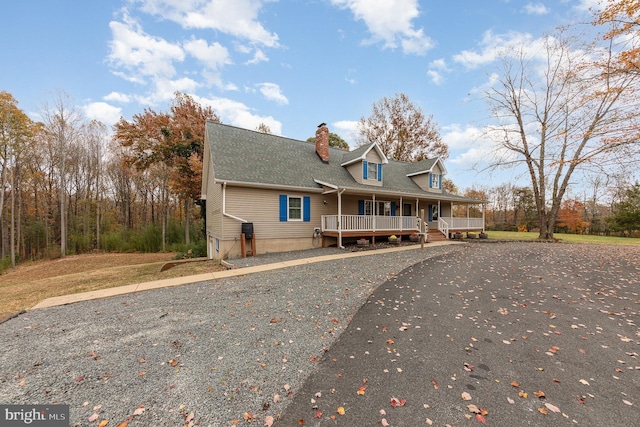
left=430, top=173, right=441, bottom=189
left=363, top=160, right=382, bottom=182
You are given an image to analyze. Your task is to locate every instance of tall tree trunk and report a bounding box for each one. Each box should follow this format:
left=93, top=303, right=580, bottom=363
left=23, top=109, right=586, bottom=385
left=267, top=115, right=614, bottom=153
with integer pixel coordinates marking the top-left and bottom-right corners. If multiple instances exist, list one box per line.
left=184, top=198, right=190, bottom=246
left=10, top=168, right=15, bottom=269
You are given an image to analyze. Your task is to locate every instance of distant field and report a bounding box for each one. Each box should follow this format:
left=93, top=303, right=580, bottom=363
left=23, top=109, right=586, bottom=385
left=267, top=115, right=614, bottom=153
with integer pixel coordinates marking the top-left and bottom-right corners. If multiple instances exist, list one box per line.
left=485, top=230, right=640, bottom=246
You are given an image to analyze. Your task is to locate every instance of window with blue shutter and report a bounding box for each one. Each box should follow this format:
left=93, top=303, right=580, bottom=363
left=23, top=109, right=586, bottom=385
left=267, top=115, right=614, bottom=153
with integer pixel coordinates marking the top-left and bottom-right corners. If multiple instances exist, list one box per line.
left=377, top=163, right=382, bottom=182
left=363, top=161, right=368, bottom=180
left=303, top=196, right=311, bottom=222
left=280, top=195, right=310, bottom=222
left=279, top=195, right=287, bottom=221
left=358, top=200, right=365, bottom=215
left=438, top=174, right=442, bottom=189
left=390, top=202, right=396, bottom=216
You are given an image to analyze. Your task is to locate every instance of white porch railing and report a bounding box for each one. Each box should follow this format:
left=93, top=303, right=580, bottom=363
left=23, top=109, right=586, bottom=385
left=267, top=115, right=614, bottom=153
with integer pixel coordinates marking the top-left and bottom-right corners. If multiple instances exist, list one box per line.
left=438, top=217, right=484, bottom=236
left=321, top=215, right=420, bottom=233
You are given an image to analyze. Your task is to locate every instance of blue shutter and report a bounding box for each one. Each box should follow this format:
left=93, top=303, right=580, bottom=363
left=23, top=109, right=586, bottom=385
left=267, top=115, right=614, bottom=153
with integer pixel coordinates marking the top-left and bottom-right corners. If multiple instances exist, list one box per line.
left=429, top=174, right=433, bottom=188
left=303, top=196, right=311, bottom=222
left=377, top=163, right=382, bottom=182
left=391, top=202, right=396, bottom=216
left=428, top=205, right=433, bottom=222
left=363, top=161, right=368, bottom=180
left=279, top=195, right=287, bottom=221
left=358, top=200, right=365, bottom=215
left=438, top=174, right=442, bottom=189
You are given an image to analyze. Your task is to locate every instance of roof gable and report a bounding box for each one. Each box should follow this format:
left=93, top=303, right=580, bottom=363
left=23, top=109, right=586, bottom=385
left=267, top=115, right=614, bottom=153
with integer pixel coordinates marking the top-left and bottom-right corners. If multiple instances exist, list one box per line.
left=340, top=142, right=389, bottom=166
left=404, top=157, right=447, bottom=176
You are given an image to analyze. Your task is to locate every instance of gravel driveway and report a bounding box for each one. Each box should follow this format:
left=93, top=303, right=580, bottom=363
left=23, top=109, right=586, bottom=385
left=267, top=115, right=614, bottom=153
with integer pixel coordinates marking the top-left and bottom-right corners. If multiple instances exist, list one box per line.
left=0, top=244, right=460, bottom=426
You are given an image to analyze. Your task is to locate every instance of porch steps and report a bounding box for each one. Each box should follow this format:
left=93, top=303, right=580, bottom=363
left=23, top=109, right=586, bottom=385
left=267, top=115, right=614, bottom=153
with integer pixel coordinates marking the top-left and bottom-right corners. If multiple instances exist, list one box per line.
left=427, top=230, right=448, bottom=242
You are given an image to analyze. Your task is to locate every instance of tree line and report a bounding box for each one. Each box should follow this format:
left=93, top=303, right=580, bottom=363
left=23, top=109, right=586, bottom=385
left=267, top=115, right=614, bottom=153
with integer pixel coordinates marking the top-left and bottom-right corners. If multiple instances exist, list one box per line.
left=0, top=90, right=217, bottom=271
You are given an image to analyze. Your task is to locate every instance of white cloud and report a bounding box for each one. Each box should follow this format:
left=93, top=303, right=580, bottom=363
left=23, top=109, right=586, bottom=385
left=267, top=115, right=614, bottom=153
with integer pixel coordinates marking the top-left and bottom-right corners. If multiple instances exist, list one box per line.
left=245, top=48, right=269, bottom=65
left=442, top=124, right=484, bottom=150
left=256, top=82, right=288, bottom=105
left=193, top=94, right=283, bottom=135
left=427, top=70, right=444, bottom=85
left=103, top=92, right=131, bottom=103
left=137, top=0, right=279, bottom=47
left=330, top=0, right=434, bottom=55
left=331, top=120, right=358, bottom=148
left=523, top=3, right=550, bottom=15
left=574, top=0, right=602, bottom=11
left=183, top=38, right=232, bottom=71
left=427, top=58, right=449, bottom=85
left=83, top=102, right=122, bottom=126
left=108, top=15, right=185, bottom=83
left=453, top=30, right=538, bottom=69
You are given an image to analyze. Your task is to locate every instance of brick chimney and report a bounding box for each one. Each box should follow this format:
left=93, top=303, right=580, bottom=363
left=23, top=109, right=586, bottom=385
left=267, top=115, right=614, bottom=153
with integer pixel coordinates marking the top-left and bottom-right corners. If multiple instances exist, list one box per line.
left=315, top=122, right=329, bottom=163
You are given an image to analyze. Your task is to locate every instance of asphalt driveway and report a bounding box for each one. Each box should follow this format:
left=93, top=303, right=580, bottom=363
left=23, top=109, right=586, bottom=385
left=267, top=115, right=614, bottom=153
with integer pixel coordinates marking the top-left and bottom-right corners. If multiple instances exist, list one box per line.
left=278, top=243, right=640, bottom=426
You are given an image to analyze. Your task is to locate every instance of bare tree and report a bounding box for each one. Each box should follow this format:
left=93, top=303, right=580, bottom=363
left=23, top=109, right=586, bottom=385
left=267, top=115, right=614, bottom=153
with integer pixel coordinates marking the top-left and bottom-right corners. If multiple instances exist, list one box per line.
left=356, top=93, right=448, bottom=161
left=483, top=32, right=640, bottom=239
left=41, top=90, right=83, bottom=257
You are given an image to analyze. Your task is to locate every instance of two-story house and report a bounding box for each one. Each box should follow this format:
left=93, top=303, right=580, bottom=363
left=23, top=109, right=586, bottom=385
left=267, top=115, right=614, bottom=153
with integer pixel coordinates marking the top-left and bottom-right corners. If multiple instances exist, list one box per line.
left=201, top=122, right=486, bottom=259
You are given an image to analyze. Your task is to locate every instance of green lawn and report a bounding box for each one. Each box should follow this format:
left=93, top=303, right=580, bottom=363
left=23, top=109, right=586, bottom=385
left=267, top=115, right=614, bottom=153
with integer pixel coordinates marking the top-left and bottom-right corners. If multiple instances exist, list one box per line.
left=485, top=230, right=640, bottom=246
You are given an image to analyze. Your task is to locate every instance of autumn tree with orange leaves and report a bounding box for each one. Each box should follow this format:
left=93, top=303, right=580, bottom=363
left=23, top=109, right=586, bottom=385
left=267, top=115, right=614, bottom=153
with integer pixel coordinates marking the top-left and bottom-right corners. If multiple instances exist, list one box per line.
left=557, top=199, right=589, bottom=234
left=596, top=0, right=640, bottom=76
left=356, top=93, right=448, bottom=162
left=113, top=92, right=219, bottom=247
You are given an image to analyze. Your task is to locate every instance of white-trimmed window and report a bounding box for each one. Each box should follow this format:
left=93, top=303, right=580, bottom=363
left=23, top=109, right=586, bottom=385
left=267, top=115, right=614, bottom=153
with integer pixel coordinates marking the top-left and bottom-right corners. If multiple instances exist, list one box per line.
left=279, top=194, right=311, bottom=222
left=368, top=162, right=378, bottom=180
left=288, top=196, right=302, bottom=221
left=362, top=161, right=382, bottom=182
left=431, top=173, right=441, bottom=189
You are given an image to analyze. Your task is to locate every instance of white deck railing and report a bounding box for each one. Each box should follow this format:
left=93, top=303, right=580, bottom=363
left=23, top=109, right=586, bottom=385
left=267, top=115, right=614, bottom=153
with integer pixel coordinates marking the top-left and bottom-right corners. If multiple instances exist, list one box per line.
left=321, top=215, right=420, bottom=233
left=438, top=217, right=484, bottom=236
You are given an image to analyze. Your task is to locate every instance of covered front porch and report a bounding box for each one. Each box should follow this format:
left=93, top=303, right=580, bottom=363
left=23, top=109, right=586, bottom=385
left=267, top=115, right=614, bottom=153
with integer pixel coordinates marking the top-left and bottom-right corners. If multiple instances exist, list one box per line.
left=321, top=214, right=484, bottom=239
left=317, top=185, right=486, bottom=247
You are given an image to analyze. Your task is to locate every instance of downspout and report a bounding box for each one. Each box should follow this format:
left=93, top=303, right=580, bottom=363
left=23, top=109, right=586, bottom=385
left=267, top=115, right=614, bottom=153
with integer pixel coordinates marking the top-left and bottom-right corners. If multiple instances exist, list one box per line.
left=222, top=182, right=248, bottom=223
left=338, top=188, right=346, bottom=248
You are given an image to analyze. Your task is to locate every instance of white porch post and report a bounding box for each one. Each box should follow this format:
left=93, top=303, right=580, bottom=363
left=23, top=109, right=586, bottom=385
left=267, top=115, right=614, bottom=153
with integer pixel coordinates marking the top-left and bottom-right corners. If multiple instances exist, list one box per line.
left=372, top=193, right=376, bottom=232
left=467, top=203, right=470, bottom=229
left=399, top=197, right=403, bottom=231
left=338, top=189, right=345, bottom=248
left=482, top=203, right=486, bottom=232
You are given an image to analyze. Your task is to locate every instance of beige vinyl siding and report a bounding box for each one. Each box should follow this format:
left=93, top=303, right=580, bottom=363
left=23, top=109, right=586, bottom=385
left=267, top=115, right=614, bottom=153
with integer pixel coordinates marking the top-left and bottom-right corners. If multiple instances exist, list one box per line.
left=205, top=157, right=224, bottom=239
left=346, top=162, right=364, bottom=184
left=411, top=173, right=430, bottom=191
left=221, top=186, right=332, bottom=240
left=365, top=150, right=383, bottom=164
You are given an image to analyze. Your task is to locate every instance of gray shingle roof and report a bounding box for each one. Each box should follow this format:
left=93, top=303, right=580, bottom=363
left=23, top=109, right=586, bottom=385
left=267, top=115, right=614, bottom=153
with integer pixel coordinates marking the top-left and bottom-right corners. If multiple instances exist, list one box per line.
left=207, top=122, right=484, bottom=203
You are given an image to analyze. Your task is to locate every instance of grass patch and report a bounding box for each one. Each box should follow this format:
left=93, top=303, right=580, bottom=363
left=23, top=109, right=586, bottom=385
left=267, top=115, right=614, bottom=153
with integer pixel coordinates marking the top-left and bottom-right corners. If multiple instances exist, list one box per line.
left=486, top=231, right=640, bottom=246
left=0, top=253, right=226, bottom=320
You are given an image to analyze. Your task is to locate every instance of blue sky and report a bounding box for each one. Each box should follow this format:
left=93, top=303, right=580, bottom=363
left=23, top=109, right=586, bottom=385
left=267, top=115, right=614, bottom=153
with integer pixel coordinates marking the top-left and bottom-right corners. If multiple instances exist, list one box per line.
left=1, top=0, right=604, bottom=189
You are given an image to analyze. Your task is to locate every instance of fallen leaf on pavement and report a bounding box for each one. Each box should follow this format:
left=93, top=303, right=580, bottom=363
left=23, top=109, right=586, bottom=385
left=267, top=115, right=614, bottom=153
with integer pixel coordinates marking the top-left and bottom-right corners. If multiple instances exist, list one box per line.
left=264, top=415, right=274, bottom=427
left=337, top=407, right=345, bottom=415
left=461, top=392, right=472, bottom=401
left=544, top=403, right=561, bottom=413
